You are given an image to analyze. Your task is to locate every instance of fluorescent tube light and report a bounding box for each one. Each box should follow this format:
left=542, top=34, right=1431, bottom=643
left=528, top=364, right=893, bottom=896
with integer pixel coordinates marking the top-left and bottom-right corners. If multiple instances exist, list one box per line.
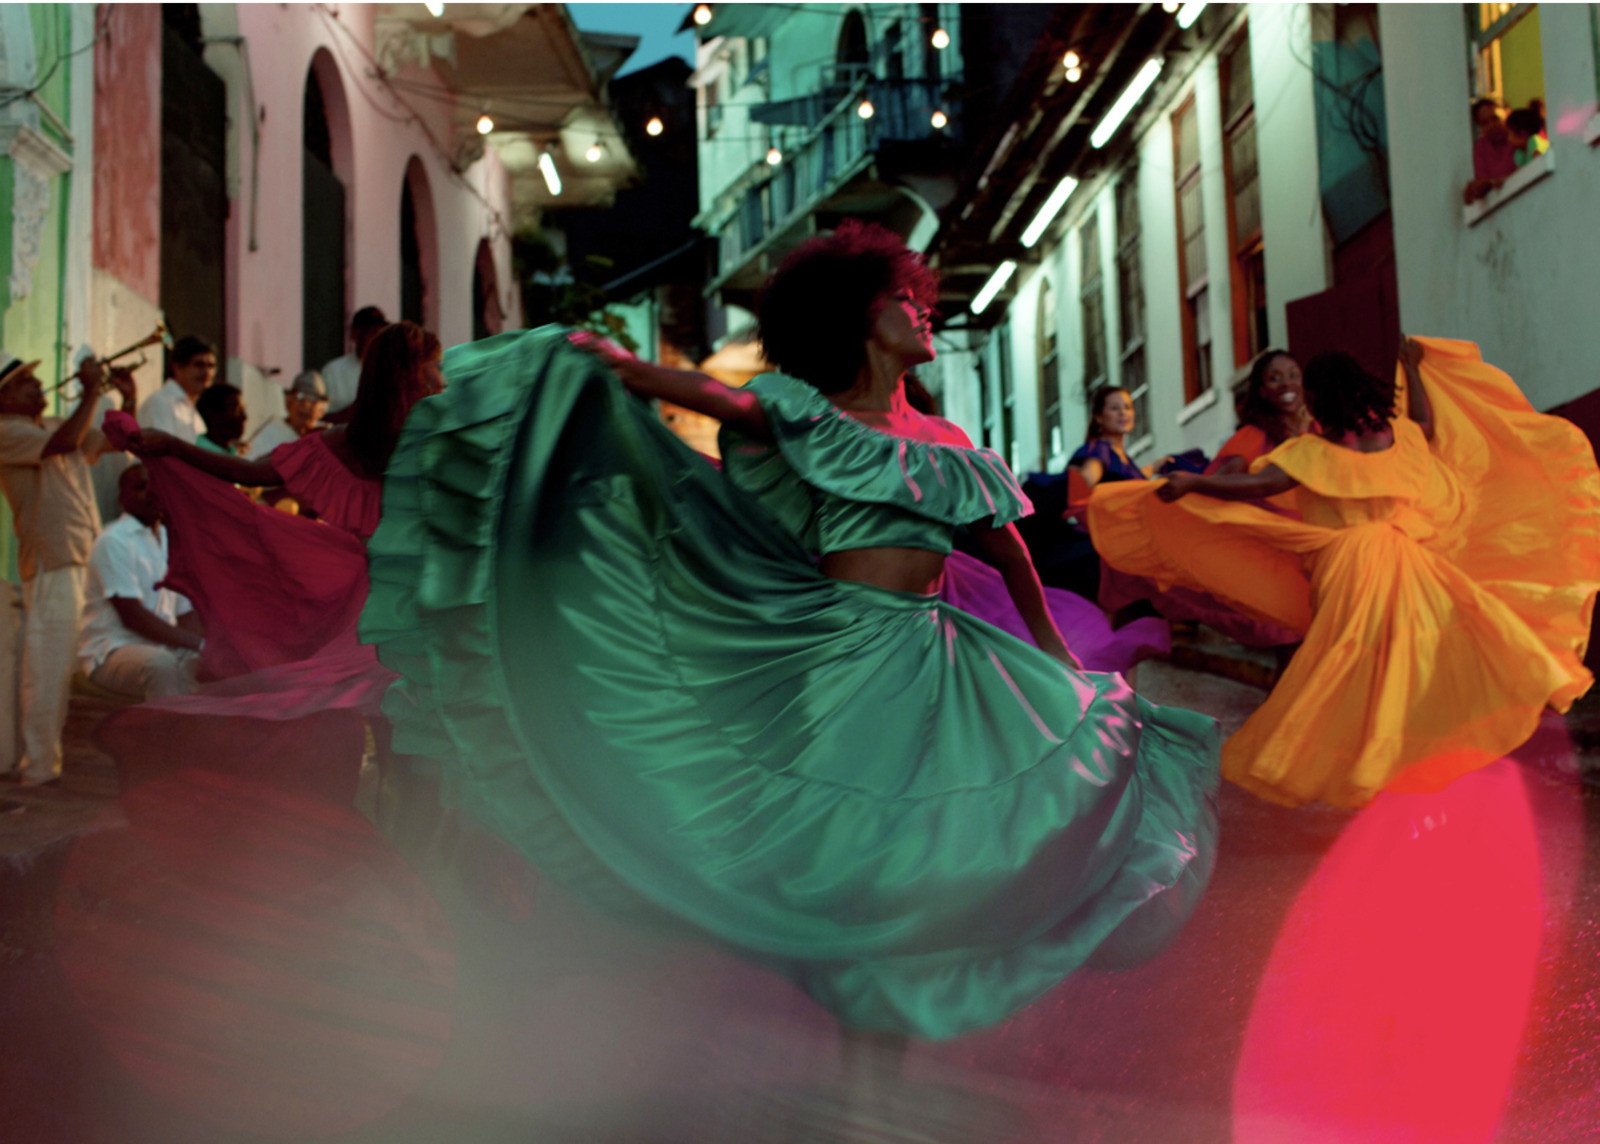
left=1176, top=1, right=1207, bottom=29
left=971, top=260, right=1017, bottom=315
left=1090, top=57, right=1164, bottom=149
left=1021, top=176, right=1080, bottom=248
left=539, top=151, right=562, bottom=196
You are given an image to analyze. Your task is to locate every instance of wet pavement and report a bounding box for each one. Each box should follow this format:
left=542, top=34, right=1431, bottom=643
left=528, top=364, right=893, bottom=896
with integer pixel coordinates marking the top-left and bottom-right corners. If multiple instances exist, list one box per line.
left=2, top=663, right=1598, bottom=1143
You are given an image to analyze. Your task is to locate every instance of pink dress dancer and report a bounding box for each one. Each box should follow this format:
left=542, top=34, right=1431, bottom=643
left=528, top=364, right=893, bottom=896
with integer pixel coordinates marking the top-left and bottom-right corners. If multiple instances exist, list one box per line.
left=96, top=410, right=393, bottom=800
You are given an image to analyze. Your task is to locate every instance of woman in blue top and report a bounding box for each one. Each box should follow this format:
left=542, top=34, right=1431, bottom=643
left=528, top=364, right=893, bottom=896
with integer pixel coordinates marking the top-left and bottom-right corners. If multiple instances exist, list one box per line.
left=1070, top=384, right=1169, bottom=489
left=361, top=222, right=1220, bottom=1043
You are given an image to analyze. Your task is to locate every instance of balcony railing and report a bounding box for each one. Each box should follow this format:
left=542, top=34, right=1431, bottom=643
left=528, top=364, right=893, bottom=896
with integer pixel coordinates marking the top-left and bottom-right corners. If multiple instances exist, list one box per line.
left=712, top=76, right=960, bottom=285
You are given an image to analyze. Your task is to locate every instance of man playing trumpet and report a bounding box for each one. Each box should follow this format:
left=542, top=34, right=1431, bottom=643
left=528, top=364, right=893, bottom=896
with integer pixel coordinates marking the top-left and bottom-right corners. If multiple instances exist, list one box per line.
left=0, top=351, right=136, bottom=785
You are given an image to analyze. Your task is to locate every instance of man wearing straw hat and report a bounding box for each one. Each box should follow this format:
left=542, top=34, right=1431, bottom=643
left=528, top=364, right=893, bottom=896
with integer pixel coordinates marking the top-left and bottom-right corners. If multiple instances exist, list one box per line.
left=0, top=352, right=134, bottom=785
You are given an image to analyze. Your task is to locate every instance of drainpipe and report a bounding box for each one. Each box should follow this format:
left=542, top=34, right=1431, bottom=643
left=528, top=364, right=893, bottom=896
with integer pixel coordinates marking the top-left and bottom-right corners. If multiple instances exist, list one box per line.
left=201, top=35, right=262, bottom=252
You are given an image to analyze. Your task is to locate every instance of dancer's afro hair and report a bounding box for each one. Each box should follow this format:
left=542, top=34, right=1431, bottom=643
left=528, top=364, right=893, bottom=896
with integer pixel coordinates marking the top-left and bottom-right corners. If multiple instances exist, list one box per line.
left=1303, top=351, right=1395, bottom=439
left=756, top=220, right=938, bottom=393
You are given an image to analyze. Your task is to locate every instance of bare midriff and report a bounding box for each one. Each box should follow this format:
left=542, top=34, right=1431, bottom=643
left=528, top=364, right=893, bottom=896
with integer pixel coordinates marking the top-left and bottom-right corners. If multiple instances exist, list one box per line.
left=820, top=547, right=947, bottom=595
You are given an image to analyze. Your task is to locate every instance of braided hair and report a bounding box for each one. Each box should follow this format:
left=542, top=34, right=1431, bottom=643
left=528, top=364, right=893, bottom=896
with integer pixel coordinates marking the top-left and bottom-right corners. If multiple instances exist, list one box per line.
left=1303, top=351, right=1394, bottom=438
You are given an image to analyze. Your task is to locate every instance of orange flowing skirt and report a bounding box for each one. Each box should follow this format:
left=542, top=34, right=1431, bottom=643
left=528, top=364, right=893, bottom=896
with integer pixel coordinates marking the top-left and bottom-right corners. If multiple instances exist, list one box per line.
left=1089, top=338, right=1599, bottom=807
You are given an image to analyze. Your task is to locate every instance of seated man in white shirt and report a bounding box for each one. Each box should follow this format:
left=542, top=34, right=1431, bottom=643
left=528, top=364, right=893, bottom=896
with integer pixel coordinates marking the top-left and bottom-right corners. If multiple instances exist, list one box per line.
left=247, top=370, right=328, bottom=460
left=136, top=335, right=216, bottom=445
left=78, top=464, right=204, bottom=701
left=320, top=305, right=387, bottom=423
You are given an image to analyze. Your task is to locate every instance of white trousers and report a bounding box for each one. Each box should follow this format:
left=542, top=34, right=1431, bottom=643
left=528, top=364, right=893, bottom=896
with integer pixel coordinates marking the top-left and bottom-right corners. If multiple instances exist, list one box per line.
left=17, top=566, right=87, bottom=783
left=90, top=642, right=199, bottom=701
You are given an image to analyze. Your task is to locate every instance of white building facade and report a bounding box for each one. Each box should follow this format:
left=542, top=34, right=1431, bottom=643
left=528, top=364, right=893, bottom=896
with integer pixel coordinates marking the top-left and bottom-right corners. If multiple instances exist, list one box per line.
left=927, top=2, right=1600, bottom=476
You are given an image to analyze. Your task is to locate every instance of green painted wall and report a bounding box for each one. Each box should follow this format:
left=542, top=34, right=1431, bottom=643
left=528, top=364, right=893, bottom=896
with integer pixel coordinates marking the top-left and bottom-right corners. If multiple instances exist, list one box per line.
left=0, top=5, right=78, bottom=582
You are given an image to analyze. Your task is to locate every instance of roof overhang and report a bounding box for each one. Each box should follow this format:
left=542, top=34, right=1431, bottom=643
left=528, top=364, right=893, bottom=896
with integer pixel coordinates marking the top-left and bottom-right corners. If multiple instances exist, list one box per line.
left=375, top=3, right=641, bottom=226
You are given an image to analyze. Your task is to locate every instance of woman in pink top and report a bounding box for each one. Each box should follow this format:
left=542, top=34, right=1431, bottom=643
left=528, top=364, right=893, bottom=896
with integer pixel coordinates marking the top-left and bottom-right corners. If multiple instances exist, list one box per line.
left=126, top=322, right=442, bottom=542
left=99, top=322, right=442, bottom=736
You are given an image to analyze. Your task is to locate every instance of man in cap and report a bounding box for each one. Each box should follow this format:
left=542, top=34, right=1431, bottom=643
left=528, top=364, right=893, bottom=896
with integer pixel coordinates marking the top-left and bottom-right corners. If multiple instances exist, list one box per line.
left=247, top=369, right=328, bottom=460
left=137, top=335, right=217, bottom=444
left=0, top=352, right=135, bottom=784
left=320, top=306, right=387, bottom=422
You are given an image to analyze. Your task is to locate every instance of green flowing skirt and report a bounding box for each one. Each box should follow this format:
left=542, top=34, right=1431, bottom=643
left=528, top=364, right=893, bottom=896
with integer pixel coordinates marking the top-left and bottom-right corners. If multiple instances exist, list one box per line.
left=361, top=328, right=1221, bottom=1039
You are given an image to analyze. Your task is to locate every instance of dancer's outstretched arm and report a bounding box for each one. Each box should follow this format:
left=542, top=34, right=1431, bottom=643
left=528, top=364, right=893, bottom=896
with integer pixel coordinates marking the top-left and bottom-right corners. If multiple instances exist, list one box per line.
left=968, top=518, right=1083, bottom=671
left=125, top=430, right=284, bottom=487
left=1399, top=337, right=1434, bottom=442
left=571, top=332, right=770, bottom=440
left=1158, top=465, right=1297, bottom=503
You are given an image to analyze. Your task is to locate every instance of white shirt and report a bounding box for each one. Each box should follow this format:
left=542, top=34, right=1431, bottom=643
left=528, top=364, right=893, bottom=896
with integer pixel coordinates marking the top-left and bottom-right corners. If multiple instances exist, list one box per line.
left=78, top=513, right=193, bottom=673
left=246, top=418, right=301, bottom=460
left=320, top=353, right=361, bottom=415
left=137, top=379, right=205, bottom=444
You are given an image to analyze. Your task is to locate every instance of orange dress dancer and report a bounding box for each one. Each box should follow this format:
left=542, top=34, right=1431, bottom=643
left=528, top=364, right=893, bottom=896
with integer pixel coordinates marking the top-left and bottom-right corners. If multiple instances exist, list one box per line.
left=1088, top=338, right=1600, bottom=807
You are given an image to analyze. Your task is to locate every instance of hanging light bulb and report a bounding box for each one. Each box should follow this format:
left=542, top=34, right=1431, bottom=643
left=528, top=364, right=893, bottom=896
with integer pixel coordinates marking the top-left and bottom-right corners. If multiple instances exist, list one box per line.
left=1066, top=66, right=1083, bottom=83
left=692, top=4, right=713, bottom=26
left=766, top=147, right=782, bottom=165
left=645, top=116, right=664, bottom=137
left=857, top=99, right=875, bottom=120
left=585, top=142, right=604, bottom=163
left=476, top=113, right=494, bottom=135
left=930, top=28, right=950, bottom=50
left=424, top=0, right=445, bottom=16
left=930, top=109, right=948, bottom=130
left=1162, top=1, right=1180, bottom=11
left=1063, top=50, right=1081, bottom=70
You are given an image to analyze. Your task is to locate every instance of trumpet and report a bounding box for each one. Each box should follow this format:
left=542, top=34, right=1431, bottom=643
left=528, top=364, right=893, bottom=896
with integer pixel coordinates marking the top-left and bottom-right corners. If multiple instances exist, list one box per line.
left=54, top=322, right=173, bottom=391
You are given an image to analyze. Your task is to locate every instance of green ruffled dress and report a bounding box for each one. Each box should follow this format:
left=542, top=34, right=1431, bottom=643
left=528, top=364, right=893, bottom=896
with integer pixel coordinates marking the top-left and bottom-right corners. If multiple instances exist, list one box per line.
left=361, top=328, right=1221, bottom=1039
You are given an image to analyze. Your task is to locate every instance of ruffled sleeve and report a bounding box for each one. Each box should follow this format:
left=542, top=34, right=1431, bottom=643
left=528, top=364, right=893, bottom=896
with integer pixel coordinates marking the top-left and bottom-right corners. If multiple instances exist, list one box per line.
left=726, top=373, right=1032, bottom=527
left=1251, top=419, right=1430, bottom=502
left=271, top=433, right=383, bottom=540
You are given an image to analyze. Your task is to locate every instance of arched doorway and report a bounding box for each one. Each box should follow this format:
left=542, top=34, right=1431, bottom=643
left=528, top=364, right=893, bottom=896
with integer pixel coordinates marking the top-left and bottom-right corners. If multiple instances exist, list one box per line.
left=399, top=157, right=439, bottom=332
left=835, top=10, right=869, bottom=86
left=302, top=50, right=352, bottom=369
left=472, top=238, right=503, bottom=341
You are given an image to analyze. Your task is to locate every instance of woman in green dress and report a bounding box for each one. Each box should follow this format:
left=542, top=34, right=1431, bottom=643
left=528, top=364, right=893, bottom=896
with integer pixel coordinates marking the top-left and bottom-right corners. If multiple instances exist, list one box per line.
left=360, top=222, right=1220, bottom=1041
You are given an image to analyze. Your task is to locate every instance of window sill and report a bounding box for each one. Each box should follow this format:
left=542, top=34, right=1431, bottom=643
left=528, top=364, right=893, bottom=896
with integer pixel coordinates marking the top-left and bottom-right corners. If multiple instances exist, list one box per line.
left=1463, top=149, right=1554, bottom=227
left=1176, top=386, right=1219, bottom=427
left=1587, top=112, right=1600, bottom=148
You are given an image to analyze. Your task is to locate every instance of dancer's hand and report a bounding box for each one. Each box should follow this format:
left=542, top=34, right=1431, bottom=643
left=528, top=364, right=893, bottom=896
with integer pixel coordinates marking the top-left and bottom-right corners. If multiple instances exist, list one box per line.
left=125, top=429, right=179, bottom=457
left=568, top=330, right=638, bottom=371
left=1399, top=337, right=1425, bottom=372
left=1053, top=645, right=1086, bottom=672
left=1158, top=472, right=1199, bottom=502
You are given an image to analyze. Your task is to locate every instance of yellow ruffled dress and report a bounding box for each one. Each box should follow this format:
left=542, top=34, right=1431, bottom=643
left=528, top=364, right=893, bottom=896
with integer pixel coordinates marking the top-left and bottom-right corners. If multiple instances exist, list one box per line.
left=1088, top=338, right=1600, bottom=807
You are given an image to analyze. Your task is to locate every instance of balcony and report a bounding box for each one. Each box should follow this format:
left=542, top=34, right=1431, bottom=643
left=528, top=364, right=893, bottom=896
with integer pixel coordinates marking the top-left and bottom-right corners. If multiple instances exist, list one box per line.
left=702, top=75, right=962, bottom=303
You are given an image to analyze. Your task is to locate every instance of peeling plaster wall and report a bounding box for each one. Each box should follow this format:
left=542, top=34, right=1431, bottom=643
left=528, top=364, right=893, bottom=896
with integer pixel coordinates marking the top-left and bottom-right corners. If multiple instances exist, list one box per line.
left=92, top=4, right=161, bottom=307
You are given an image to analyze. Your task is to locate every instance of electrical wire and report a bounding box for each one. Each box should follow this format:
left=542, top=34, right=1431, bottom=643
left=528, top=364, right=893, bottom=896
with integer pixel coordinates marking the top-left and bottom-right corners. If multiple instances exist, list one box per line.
left=0, top=6, right=112, bottom=115
left=313, top=4, right=514, bottom=240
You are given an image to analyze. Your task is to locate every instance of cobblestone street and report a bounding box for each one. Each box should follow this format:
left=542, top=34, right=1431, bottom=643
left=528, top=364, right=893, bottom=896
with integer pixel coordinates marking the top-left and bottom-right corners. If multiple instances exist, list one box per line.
left=3, top=661, right=1598, bottom=1143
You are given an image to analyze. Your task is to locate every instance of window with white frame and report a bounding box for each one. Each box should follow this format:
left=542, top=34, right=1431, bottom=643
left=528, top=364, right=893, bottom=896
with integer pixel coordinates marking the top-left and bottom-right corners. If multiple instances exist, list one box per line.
left=1078, top=214, right=1107, bottom=420
left=996, top=318, right=1019, bottom=472
left=1222, top=30, right=1268, bottom=368
left=975, top=352, right=992, bottom=449
left=1038, top=279, right=1062, bottom=460
left=1115, top=172, right=1150, bottom=443
left=1172, top=96, right=1212, bottom=403
left=1469, top=4, right=1545, bottom=118
left=703, top=73, right=723, bottom=139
